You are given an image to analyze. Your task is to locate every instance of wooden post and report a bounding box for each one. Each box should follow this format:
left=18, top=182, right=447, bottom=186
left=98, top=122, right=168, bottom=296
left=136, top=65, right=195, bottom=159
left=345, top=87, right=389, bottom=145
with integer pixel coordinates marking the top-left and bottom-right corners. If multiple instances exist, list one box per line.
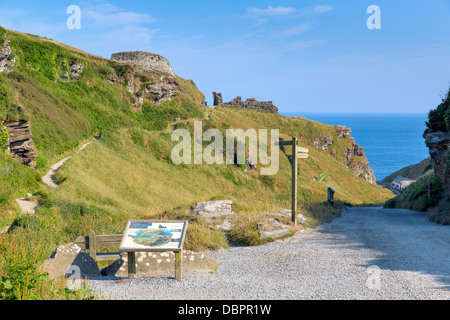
left=291, top=137, right=298, bottom=225
left=128, top=252, right=136, bottom=278
left=175, top=250, right=183, bottom=282
left=88, top=230, right=96, bottom=261
left=327, top=187, right=335, bottom=207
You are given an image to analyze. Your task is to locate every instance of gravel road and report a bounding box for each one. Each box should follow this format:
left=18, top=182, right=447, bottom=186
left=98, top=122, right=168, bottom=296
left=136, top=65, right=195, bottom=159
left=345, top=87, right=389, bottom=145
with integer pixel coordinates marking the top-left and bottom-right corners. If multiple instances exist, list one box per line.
left=89, top=207, right=450, bottom=300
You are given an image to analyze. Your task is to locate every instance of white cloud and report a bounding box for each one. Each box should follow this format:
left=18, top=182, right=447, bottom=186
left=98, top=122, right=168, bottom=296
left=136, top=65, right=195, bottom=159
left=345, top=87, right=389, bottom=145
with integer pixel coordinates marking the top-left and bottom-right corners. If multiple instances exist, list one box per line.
left=309, top=5, right=335, bottom=14
left=271, top=23, right=311, bottom=38
left=247, top=6, right=296, bottom=16
left=80, top=1, right=158, bottom=27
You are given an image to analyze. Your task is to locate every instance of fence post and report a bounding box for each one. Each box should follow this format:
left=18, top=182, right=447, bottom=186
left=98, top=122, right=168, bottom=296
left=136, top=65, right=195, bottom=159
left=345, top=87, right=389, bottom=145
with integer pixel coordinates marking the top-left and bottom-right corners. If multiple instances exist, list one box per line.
left=327, top=188, right=335, bottom=207
left=88, top=230, right=96, bottom=261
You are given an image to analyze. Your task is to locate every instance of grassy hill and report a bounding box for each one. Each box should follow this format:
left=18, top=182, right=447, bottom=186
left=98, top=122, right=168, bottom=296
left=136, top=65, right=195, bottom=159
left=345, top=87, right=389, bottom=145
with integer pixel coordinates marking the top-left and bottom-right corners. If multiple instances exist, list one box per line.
left=379, top=158, right=432, bottom=188
left=0, top=27, right=393, bottom=299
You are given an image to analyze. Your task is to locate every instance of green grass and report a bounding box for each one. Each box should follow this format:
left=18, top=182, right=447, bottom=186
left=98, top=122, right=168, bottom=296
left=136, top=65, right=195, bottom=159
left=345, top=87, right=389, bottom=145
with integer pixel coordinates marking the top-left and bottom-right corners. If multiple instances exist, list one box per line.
left=384, top=172, right=444, bottom=212
left=0, top=27, right=395, bottom=299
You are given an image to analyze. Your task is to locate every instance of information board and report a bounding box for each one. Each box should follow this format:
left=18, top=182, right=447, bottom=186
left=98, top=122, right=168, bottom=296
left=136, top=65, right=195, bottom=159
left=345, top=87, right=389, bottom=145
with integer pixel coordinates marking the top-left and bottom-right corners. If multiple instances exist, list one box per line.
left=119, top=220, right=188, bottom=252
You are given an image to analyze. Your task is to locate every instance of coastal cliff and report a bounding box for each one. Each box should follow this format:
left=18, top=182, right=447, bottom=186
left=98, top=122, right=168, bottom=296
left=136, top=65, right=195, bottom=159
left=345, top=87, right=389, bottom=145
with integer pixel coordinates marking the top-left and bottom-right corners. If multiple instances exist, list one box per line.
left=384, top=87, right=450, bottom=223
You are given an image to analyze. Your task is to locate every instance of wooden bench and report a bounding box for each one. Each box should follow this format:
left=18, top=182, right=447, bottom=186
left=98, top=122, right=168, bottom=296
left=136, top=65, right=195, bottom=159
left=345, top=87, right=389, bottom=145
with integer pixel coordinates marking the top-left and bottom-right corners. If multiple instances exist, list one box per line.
left=74, top=231, right=123, bottom=262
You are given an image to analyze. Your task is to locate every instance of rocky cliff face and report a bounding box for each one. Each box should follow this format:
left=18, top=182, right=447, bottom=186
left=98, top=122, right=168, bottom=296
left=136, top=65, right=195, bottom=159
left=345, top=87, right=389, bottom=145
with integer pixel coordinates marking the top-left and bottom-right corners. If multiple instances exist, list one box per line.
left=0, top=39, right=15, bottom=72
left=424, top=131, right=450, bottom=197
left=213, top=93, right=278, bottom=114
left=2, top=119, right=36, bottom=168
left=111, top=51, right=175, bottom=76
left=331, top=125, right=376, bottom=185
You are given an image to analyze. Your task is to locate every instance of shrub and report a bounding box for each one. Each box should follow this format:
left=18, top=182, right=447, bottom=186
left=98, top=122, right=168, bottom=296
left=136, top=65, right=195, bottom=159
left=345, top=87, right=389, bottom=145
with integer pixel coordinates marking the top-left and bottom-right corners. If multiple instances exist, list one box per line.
left=426, top=86, right=450, bottom=132
left=0, top=128, right=8, bottom=150
left=107, top=61, right=132, bottom=77
left=0, top=26, right=5, bottom=45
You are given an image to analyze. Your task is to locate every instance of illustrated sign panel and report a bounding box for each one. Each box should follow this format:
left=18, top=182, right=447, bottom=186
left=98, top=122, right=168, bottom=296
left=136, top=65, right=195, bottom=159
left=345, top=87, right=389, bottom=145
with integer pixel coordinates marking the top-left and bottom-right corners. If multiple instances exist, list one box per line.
left=119, top=220, right=188, bottom=252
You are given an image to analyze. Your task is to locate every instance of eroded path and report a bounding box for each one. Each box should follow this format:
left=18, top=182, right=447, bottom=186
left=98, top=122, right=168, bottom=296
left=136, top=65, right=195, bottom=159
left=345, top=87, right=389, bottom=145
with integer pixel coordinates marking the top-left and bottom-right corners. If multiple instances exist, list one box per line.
left=13, top=136, right=99, bottom=216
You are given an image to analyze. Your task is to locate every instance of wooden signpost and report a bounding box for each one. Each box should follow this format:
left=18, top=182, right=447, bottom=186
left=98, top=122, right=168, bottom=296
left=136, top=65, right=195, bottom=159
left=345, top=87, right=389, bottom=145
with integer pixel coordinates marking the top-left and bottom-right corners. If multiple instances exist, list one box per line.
left=276, top=138, right=309, bottom=225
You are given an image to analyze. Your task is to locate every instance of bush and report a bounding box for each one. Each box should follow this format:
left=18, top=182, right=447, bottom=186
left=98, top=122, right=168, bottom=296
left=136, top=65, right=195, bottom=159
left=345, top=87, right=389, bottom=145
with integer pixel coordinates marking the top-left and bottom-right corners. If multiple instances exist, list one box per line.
left=107, top=61, right=132, bottom=77
left=0, top=26, right=5, bottom=45
left=426, top=86, right=450, bottom=132
left=0, top=128, right=8, bottom=150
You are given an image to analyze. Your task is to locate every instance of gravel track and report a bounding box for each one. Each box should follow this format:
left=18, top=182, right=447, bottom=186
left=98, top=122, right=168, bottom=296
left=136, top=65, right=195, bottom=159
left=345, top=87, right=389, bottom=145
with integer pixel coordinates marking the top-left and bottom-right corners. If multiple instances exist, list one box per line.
left=89, top=207, right=450, bottom=300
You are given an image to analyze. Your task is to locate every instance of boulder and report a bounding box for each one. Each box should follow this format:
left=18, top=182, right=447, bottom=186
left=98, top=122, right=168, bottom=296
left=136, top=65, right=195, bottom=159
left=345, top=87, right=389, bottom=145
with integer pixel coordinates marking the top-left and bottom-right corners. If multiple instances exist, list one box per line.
left=259, top=229, right=290, bottom=239
left=257, top=217, right=290, bottom=239
left=40, top=243, right=100, bottom=280
left=297, top=213, right=308, bottom=225
left=314, top=136, right=333, bottom=150
left=194, top=200, right=234, bottom=217
left=100, top=250, right=218, bottom=277
left=70, top=63, right=84, bottom=80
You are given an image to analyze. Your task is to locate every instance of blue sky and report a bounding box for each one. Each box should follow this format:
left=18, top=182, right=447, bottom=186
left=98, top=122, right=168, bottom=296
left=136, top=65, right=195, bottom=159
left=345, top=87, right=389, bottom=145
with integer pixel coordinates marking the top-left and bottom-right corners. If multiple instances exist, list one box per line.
left=0, top=0, right=449, bottom=114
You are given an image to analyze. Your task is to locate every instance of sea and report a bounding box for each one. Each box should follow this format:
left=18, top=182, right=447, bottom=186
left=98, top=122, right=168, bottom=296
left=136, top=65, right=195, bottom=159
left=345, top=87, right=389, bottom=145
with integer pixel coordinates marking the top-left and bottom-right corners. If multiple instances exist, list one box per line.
left=281, top=112, right=430, bottom=181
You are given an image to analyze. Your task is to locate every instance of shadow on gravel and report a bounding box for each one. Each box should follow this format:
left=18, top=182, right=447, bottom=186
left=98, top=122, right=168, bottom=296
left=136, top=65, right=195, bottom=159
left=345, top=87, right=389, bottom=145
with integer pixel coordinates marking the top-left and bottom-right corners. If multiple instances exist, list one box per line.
left=316, top=207, right=450, bottom=291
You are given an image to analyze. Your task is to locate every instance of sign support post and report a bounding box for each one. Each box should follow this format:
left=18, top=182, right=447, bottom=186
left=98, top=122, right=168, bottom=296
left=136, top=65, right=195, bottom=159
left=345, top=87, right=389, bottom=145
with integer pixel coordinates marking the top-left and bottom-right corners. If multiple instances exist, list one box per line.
left=277, top=138, right=309, bottom=226
left=291, top=137, right=298, bottom=225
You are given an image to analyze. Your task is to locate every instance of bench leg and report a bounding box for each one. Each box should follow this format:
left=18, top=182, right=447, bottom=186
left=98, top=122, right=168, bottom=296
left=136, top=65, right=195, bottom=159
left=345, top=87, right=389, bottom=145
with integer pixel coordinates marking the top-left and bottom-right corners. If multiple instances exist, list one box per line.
left=128, top=252, right=136, bottom=278
left=175, top=251, right=183, bottom=282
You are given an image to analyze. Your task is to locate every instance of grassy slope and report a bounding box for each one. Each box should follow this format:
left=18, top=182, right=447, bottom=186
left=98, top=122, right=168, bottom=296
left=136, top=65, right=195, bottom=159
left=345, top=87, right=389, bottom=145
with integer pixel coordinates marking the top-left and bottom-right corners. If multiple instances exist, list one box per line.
left=0, top=27, right=396, bottom=299
left=0, top=27, right=393, bottom=260
left=379, top=158, right=432, bottom=187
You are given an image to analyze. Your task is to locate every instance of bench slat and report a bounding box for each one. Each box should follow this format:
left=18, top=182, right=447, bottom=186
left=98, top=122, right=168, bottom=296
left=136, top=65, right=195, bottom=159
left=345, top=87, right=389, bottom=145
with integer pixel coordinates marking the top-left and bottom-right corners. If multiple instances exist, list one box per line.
left=96, top=252, right=122, bottom=261
left=95, top=234, right=123, bottom=242
left=93, top=242, right=121, bottom=249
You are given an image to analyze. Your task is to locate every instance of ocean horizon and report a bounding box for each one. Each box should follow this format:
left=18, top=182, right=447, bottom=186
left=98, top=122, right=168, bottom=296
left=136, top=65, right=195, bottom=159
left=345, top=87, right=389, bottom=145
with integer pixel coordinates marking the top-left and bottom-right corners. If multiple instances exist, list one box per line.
left=281, top=112, right=430, bottom=181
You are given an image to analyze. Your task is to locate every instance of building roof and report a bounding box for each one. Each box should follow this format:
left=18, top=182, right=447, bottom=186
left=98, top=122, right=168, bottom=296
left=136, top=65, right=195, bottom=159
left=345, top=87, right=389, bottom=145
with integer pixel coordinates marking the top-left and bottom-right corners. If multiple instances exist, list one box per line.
left=392, top=176, right=415, bottom=184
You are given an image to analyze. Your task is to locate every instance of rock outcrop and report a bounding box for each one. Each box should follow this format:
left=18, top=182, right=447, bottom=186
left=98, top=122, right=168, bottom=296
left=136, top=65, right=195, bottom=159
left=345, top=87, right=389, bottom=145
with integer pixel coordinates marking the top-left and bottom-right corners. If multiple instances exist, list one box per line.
left=69, top=63, right=84, bottom=80
left=213, top=92, right=223, bottom=106
left=257, top=218, right=290, bottom=239
left=213, top=93, right=279, bottom=114
left=335, top=125, right=352, bottom=139
left=342, top=142, right=376, bottom=185
left=194, top=200, right=234, bottom=217
left=424, top=131, right=450, bottom=197
left=145, top=78, right=188, bottom=103
left=111, top=51, right=175, bottom=76
left=314, top=136, right=333, bottom=151
left=335, top=125, right=376, bottom=185
left=2, top=119, right=36, bottom=168
left=0, top=40, right=15, bottom=73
